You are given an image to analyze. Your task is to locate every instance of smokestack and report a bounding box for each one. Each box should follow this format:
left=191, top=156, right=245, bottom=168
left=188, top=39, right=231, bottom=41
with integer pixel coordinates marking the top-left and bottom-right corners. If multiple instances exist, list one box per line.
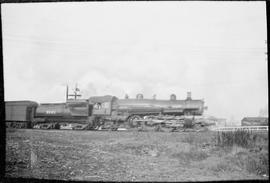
left=187, top=92, right=192, bottom=100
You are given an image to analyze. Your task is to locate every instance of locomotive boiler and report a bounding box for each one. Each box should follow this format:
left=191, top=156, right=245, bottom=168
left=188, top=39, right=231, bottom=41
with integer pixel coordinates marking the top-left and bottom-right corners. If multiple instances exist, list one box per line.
left=90, top=92, right=205, bottom=130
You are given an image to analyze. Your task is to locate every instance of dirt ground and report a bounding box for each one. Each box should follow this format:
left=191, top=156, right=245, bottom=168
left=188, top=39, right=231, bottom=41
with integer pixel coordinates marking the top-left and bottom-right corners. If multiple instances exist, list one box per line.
left=5, top=129, right=269, bottom=181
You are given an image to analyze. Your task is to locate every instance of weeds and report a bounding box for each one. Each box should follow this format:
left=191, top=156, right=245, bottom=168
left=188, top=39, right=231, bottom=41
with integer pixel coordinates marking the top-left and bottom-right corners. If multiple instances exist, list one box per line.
left=6, top=128, right=18, bottom=133
left=246, top=151, right=269, bottom=175
left=171, top=146, right=209, bottom=164
left=215, top=130, right=269, bottom=176
left=6, top=129, right=268, bottom=180
left=182, top=134, right=196, bottom=144
left=216, top=130, right=255, bottom=148
left=210, top=161, right=234, bottom=173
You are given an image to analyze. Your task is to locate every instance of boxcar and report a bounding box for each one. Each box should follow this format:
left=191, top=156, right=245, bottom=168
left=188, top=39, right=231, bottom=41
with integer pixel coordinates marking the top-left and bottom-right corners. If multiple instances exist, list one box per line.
left=241, top=117, right=268, bottom=126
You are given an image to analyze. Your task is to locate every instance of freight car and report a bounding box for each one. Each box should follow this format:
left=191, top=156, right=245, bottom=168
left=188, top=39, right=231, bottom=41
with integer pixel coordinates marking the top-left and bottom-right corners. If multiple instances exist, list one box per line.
left=5, top=92, right=207, bottom=131
left=241, top=117, right=268, bottom=126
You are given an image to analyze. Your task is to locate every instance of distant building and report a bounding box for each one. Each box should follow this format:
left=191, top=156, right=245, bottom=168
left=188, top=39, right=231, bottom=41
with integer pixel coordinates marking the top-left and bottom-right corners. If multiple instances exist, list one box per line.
left=205, top=116, right=227, bottom=127
left=241, top=117, right=268, bottom=126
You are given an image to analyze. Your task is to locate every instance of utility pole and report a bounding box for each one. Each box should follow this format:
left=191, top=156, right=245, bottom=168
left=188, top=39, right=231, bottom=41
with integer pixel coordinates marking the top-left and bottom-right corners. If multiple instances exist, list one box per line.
left=66, top=83, right=82, bottom=100
left=66, top=85, right=69, bottom=102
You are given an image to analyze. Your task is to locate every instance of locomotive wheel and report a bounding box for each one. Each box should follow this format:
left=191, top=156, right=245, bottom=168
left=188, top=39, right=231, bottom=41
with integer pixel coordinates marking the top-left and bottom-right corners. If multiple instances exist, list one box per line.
left=54, top=123, right=60, bottom=129
left=144, top=115, right=155, bottom=120
left=128, top=115, right=142, bottom=128
left=144, top=115, right=156, bottom=126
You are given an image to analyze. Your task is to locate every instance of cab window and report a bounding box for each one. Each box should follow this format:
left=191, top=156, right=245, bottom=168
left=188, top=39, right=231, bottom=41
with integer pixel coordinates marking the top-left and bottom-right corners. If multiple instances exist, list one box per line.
left=94, top=103, right=102, bottom=109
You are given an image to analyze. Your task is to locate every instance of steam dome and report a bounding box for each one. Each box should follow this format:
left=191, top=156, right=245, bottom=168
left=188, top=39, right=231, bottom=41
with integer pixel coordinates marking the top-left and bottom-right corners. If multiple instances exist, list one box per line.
left=170, top=94, right=176, bottom=101
left=136, top=94, right=144, bottom=100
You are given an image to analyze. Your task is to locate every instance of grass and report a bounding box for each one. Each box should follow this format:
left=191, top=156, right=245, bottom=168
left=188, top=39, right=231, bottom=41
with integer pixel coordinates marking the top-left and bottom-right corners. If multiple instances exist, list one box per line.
left=171, top=146, right=209, bottom=165
left=214, top=130, right=269, bottom=176
left=216, top=130, right=256, bottom=148
left=246, top=152, right=268, bottom=175
left=5, top=129, right=269, bottom=181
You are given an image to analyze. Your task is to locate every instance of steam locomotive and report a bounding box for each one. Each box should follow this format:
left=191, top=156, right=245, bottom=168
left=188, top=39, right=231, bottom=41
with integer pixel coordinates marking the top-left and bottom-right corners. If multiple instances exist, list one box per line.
left=5, top=92, right=206, bottom=130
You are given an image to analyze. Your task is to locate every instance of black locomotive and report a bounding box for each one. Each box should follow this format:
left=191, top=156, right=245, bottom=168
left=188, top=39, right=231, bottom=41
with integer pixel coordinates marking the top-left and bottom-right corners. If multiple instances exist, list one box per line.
left=5, top=92, right=206, bottom=130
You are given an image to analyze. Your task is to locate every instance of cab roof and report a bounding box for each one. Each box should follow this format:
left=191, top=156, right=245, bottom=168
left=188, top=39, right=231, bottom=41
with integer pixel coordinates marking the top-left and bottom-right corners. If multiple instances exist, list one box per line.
left=89, top=95, right=117, bottom=104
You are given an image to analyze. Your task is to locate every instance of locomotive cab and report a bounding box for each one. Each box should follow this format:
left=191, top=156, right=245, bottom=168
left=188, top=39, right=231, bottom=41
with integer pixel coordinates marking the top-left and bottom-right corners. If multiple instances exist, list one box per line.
left=88, top=95, right=117, bottom=116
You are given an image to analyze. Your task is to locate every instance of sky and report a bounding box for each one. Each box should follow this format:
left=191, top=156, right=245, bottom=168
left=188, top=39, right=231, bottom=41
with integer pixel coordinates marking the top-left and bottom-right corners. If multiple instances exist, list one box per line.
left=1, top=1, right=268, bottom=123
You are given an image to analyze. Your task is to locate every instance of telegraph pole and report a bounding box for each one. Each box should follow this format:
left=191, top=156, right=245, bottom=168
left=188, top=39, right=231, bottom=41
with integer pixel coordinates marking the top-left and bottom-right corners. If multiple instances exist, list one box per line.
left=66, top=85, right=69, bottom=102
left=66, top=83, right=82, bottom=100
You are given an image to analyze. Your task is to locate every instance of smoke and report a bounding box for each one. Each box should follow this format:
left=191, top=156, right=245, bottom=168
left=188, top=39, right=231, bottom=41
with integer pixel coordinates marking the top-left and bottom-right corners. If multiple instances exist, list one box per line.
left=81, top=83, right=97, bottom=98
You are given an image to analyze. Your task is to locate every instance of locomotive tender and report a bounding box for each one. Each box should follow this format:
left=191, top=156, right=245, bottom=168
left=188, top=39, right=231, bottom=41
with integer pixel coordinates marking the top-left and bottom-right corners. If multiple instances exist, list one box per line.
left=5, top=92, right=206, bottom=130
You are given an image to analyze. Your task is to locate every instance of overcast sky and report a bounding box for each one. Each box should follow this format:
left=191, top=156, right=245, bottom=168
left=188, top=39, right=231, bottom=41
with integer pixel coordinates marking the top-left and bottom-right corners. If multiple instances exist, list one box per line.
left=2, top=2, right=268, bottom=123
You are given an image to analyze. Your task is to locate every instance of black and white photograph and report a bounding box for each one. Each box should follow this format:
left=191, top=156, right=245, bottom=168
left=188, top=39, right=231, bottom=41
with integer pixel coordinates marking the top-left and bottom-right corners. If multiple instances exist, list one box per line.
left=1, top=1, right=268, bottom=181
